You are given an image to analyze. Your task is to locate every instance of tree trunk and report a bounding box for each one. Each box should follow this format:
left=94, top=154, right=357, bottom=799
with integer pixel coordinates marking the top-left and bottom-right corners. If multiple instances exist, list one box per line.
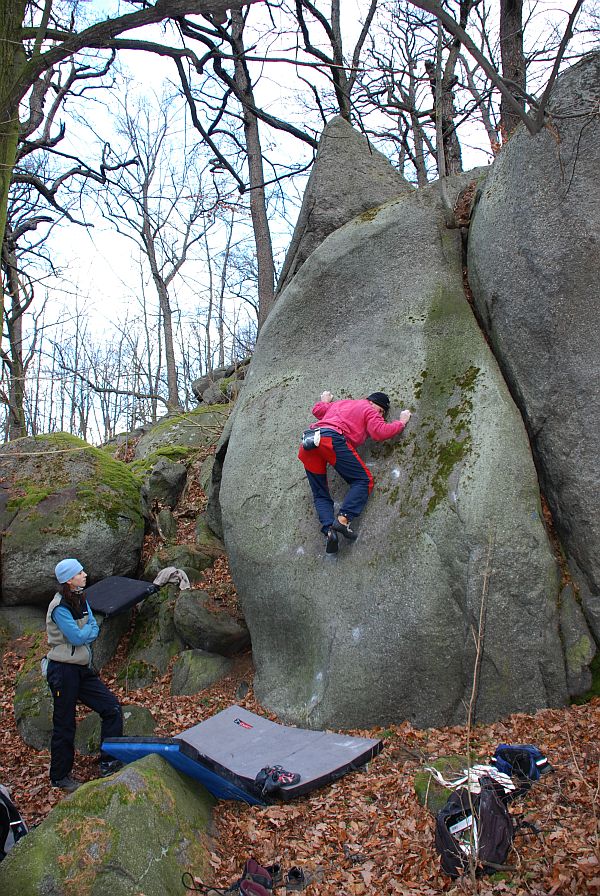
left=499, top=0, right=526, bottom=138
left=231, top=10, right=275, bottom=330
left=0, top=0, right=27, bottom=329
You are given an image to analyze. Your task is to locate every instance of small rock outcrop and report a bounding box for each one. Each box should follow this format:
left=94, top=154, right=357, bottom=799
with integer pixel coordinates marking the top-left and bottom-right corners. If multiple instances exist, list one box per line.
left=174, top=590, right=250, bottom=655
left=0, top=433, right=144, bottom=607
left=468, top=53, right=600, bottom=641
left=134, top=405, right=230, bottom=459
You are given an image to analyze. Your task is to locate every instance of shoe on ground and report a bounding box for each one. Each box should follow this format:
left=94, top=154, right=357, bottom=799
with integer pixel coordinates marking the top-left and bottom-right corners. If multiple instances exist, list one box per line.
left=332, top=518, right=358, bottom=540
left=286, top=867, right=306, bottom=891
left=100, top=759, right=124, bottom=777
left=51, top=775, right=81, bottom=792
left=325, top=528, right=338, bottom=554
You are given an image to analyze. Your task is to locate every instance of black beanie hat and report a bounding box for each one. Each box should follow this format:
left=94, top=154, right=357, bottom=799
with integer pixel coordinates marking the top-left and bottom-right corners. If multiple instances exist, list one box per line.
left=367, top=392, right=390, bottom=413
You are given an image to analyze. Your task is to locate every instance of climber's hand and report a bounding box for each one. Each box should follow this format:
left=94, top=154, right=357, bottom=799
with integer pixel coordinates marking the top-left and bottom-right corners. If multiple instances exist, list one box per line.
left=320, top=391, right=334, bottom=403
left=399, top=409, right=411, bottom=425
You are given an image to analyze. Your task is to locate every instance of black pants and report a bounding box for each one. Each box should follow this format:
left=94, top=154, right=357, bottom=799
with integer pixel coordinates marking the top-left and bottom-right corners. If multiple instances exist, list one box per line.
left=47, top=660, right=122, bottom=781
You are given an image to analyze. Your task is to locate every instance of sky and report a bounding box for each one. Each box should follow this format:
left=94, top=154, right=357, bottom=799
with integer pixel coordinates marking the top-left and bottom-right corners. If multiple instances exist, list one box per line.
left=11, top=0, right=596, bottom=438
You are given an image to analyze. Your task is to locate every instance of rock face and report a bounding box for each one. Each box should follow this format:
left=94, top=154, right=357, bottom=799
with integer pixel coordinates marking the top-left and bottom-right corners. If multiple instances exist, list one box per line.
left=0, top=433, right=144, bottom=607
left=468, top=53, right=600, bottom=638
left=219, top=162, right=567, bottom=729
left=174, top=590, right=250, bottom=655
left=0, top=754, right=214, bottom=896
left=134, top=405, right=229, bottom=459
left=276, top=115, right=412, bottom=293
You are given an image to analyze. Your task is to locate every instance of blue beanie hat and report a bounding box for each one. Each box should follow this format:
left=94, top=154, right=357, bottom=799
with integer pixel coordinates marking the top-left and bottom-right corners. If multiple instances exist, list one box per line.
left=55, top=558, right=83, bottom=584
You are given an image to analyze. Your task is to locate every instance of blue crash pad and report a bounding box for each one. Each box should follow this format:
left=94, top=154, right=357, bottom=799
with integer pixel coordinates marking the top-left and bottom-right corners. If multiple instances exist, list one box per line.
left=103, top=704, right=383, bottom=804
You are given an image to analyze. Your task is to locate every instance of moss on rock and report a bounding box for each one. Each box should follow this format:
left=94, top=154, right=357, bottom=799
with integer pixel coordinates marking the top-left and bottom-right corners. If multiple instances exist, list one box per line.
left=0, top=754, right=215, bottom=896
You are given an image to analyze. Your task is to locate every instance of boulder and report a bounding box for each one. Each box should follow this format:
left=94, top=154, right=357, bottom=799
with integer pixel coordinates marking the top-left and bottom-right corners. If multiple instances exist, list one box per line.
left=468, top=53, right=600, bottom=638
left=0, top=605, right=46, bottom=638
left=134, top=406, right=229, bottom=459
left=144, top=543, right=222, bottom=584
left=141, top=457, right=187, bottom=509
left=174, top=590, right=250, bottom=655
left=75, top=703, right=156, bottom=754
left=219, top=152, right=567, bottom=728
left=0, top=433, right=144, bottom=607
left=121, top=589, right=184, bottom=687
left=202, top=382, right=227, bottom=405
left=170, top=649, right=232, bottom=695
left=276, top=115, right=412, bottom=293
left=157, top=507, right=178, bottom=541
left=0, top=754, right=215, bottom=896
left=559, top=584, right=596, bottom=697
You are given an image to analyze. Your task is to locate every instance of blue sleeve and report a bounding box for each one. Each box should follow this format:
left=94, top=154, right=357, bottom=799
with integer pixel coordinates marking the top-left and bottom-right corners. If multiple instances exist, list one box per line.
left=52, top=605, right=99, bottom=645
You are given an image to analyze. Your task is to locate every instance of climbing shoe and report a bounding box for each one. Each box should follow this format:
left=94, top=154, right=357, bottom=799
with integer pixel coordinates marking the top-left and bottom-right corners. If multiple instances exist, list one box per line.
left=332, top=518, right=358, bottom=540
left=100, top=759, right=124, bottom=777
left=51, top=775, right=81, bottom=792
left=325, top=528, right=338, bottom=554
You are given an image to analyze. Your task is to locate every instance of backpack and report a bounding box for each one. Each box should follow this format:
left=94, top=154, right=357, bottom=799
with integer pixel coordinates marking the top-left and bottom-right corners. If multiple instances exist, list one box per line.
left=435, top=775, right=514, bottom=878
left=491, top=744, right=550, bottom=796
left=0, top=785, right=28, bottom=861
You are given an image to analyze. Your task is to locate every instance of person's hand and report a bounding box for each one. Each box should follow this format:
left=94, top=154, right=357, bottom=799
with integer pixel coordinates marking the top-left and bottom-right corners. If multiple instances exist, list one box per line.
left=399, top=409, right=411, bottom=425
left=320, top=390, right=334, bottom=403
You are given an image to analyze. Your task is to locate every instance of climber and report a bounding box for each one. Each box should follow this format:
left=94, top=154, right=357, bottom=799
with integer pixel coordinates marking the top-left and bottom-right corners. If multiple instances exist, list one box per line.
left=298, top=391, right=411, bottom=553
left=44, top=559, right=124, bottom=791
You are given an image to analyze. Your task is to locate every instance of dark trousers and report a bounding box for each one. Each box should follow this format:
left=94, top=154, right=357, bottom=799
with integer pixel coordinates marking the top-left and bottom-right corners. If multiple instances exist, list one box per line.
left=47, top=660, right=123, bottom=781
left=298, top=429, right=374, bottom=534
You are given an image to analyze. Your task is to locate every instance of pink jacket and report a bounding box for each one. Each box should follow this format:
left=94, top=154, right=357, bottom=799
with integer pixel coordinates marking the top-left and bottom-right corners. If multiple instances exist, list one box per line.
left=311, top=399, right=406, bottom=448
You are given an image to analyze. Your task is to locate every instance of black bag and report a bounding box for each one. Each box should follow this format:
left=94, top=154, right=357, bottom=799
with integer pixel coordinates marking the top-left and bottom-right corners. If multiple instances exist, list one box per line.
left=0, top=785, right=28, bottom=861
left=301, top=428, right=321, bottom=450
left=435, top=776, right=514, bottom=878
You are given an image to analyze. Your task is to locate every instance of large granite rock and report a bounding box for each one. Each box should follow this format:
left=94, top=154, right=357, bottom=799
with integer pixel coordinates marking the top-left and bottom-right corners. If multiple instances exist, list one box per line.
left=134, top=405, right=230, bottom=459
left=219, top=166, right=567, bottom=729
left=468, top=53, right=600, bottom=638
left=276, top=115, right=412, bottom=293
left=0, top=754, right=214, bottom=896
left=0, top=433, right=144, bottom=607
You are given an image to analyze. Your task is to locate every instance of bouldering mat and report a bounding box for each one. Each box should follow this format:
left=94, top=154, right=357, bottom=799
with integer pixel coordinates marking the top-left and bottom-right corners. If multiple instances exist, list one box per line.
left=85, top=576, right=159, bottom=618
left=103, top=704, right=383, bottom=804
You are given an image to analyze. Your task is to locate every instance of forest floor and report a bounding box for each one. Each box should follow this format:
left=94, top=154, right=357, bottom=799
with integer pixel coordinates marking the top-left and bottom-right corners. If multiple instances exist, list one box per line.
left=0, top=455, right=598, bottom=894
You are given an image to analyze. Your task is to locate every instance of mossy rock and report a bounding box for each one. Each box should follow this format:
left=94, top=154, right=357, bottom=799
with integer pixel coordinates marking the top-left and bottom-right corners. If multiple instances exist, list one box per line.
left=143, top=544, right=221, bottom=585
left=0, top=753, right=215, bottom=896
left=14, top=666, right=54, bottom=750
left=116, top=658, right=159, bottom=690
left=572, top=651, right=600, bottom=704
left=133, top=405, right=230, bottom=460
left=123, top=590, right=184, bottom=682
left=414, top=755, right=469, bottom=814
left=0, top=433, right=144, bottom=607
left=75, top=704, right=156, bottom=755
left=170, top=649, right=232, bottom=695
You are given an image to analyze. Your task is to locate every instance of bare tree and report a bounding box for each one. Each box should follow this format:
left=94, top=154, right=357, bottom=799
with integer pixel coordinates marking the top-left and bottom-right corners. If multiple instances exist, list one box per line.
left=100, top=94, right=222, bottom=409
left=0, top=0, right=260, bottom=333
